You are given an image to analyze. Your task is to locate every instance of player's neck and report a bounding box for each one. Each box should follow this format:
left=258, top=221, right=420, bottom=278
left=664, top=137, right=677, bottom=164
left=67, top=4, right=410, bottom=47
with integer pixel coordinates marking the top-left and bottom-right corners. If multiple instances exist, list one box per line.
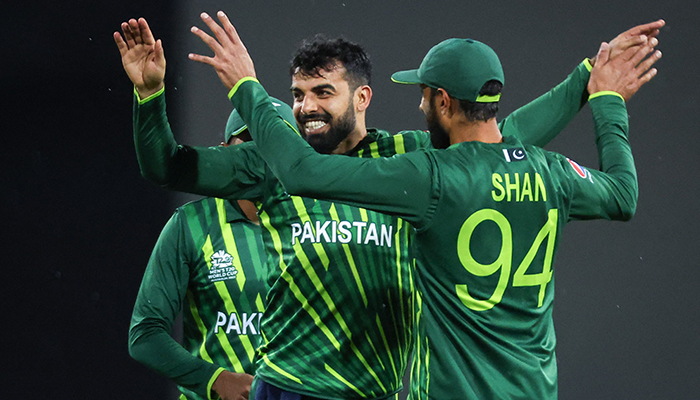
left=332, top=122, right=368, bottom=154
left=451, top=118, right=502, bottom=144
left=237, top=200, right=259, bottom=224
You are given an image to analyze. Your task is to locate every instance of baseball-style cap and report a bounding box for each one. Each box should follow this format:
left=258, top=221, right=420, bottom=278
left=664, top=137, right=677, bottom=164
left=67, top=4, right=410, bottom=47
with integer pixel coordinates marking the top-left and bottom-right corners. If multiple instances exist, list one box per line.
left=391, top=38, right=504, bottom=102
left=224, top=97, right=296, bottom=143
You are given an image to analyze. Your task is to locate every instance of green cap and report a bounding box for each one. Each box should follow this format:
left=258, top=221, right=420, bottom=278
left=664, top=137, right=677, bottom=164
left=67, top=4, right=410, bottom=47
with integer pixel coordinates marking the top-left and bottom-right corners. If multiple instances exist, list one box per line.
left=224, top=97, right=296, bottom=143
left=391, top=38, right=504, bottom=102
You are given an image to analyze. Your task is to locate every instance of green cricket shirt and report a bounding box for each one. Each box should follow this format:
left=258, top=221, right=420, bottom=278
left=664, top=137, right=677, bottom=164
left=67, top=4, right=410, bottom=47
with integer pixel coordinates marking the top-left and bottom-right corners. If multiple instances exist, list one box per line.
left=129, top=198, right=268, bottom=400
left=231, top=79, right=634, bottom=400
left=132, top=60, right=590, bottom=399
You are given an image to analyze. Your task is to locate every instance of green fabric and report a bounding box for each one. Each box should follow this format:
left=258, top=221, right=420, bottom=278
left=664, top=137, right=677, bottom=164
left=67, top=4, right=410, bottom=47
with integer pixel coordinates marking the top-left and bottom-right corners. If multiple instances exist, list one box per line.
left=233, top=72, right=635, bottom=399
left=129, top=198, right=268, bottom=399
left=225, top=97, right=295, bottom=143
left=391, top=38, right=504, bottom=102
left=132, top=61, right=589, bottom=399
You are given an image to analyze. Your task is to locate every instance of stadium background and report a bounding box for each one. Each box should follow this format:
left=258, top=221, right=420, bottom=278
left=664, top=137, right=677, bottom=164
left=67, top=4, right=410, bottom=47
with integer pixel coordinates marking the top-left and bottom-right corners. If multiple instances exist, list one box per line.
left=3, top=1, right=697, bottom=398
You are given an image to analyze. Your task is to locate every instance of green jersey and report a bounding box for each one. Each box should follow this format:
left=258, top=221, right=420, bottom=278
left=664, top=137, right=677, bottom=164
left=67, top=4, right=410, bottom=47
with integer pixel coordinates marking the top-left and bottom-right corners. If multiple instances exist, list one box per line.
left=132, top=61, right=589, bottom=399
left=231, top=80, right=635, bottom=399
left=129, top=197, right=268, bottom=400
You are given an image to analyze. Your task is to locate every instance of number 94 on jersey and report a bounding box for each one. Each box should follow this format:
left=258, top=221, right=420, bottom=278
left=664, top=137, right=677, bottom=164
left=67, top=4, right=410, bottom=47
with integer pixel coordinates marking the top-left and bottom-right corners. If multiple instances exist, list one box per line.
left=455, top=208, right=558, bottom=312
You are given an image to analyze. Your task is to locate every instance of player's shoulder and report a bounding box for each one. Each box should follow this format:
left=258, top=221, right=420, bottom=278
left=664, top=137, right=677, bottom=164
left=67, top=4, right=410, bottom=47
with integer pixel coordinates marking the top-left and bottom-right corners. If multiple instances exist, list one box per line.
left=174, top=197, right=222, bottom=221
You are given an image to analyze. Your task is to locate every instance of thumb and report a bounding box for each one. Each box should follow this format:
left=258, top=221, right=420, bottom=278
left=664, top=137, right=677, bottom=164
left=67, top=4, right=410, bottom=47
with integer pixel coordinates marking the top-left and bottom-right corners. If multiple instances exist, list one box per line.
left=155, top=39, right=164, bottom=59
left=596, top=42, right=610, bottom=65
left=155, top=39, right=166, bottom=68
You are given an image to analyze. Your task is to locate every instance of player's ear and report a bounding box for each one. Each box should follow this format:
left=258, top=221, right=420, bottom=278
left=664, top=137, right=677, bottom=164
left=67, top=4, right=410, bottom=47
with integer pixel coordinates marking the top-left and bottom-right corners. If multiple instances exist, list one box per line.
left=355, top=85, right=372, bottom=112
left=436, top=88, right=452, bottom=117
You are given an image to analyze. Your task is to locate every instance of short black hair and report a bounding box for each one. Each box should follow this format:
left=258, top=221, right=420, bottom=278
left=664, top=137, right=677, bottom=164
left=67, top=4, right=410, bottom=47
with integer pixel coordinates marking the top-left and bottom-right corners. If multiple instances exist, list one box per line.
left=432, top=80, right=502, bottom=122
left=290, top=35, right=372, bottom=89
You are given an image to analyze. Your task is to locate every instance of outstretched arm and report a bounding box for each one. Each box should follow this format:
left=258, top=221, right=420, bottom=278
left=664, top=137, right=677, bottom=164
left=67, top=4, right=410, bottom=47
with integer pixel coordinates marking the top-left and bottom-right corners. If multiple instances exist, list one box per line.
left=568, top=38, right=661, bottom=221
left=115, top=17, right=265, bottom=199
left=188, top=12, right=433, bottom=224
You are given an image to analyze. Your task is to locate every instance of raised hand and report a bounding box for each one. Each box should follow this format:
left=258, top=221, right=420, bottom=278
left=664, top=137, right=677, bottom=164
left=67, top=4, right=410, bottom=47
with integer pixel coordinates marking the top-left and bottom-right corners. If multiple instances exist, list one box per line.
left=588, top=37, right=662, bottom=101
left=114, top=18, right=165, bottom=98
left=188, top=11, right=257, bottom=91
left=591, top=19, right=665, bottom=67
left=608, top=19, right=665, bottom=60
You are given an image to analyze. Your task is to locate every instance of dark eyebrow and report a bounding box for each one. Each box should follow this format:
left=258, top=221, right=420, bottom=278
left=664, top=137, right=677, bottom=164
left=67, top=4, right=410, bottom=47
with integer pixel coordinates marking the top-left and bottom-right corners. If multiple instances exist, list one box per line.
left=312, top=84, right=335, bottom=92
left=290, top=83, right=336, bottom=93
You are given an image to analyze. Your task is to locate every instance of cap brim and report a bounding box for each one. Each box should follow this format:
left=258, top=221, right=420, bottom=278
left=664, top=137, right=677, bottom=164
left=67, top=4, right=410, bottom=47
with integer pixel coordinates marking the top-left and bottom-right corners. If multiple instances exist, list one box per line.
left=391, top=69, right=421, bottom=85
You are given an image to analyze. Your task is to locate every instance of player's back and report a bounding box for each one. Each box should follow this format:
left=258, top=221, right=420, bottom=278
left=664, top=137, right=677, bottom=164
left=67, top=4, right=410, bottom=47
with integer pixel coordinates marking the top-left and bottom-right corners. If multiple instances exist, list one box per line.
left=410, top=135, right=576, bottom=400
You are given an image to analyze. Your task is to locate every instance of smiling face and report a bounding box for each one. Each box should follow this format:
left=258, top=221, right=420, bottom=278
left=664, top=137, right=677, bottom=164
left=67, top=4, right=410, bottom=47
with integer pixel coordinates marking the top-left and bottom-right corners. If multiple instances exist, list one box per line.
left=291, top=65, right=359, bottom=154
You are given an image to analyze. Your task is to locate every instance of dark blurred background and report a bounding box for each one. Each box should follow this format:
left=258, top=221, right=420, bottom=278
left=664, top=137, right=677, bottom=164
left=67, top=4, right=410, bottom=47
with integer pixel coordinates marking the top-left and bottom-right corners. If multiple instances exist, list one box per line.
left=3, top=1, right=697, bottom=398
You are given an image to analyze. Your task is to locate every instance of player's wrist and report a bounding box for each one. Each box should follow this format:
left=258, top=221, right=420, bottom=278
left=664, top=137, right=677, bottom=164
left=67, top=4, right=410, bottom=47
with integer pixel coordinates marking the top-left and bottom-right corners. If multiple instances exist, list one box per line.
left=135, top=82, right=165, bottom=104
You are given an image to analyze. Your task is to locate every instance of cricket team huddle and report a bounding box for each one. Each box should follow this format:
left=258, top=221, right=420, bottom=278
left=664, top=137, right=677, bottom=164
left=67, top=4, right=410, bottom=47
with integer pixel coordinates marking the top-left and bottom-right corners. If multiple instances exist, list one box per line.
left=115, top=11, right=664, bottom=400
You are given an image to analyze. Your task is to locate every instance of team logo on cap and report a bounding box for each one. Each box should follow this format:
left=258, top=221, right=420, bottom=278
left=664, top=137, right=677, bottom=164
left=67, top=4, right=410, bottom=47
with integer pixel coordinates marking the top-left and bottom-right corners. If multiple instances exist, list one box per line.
left=503, top=148, right=527, bottom=162
left=567, top=158, right=593, bottom=182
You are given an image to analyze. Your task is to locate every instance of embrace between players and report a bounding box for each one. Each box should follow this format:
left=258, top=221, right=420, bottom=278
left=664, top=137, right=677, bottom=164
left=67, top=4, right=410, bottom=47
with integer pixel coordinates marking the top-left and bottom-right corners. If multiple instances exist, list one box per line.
left=116, top=10, right=663, bottom=400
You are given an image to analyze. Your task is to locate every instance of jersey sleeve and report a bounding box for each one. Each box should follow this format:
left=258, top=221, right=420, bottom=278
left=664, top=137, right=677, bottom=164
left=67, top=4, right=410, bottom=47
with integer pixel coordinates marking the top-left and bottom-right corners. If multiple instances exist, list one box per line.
left=563, top=94, right=637, bottom=221
left=133, top=90, right=266, bottom=200
left=230, top=79, right=437, bottom=227
left=499, top=60, right=591, bottom=147
left=128, top=210, right=224, bottom=400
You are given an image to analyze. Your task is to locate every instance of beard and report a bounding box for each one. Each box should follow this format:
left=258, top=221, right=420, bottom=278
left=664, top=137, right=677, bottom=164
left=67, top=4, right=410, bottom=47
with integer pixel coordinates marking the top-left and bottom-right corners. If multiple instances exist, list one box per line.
left=300, top=102, right=356, bottom=154
left=426, top=103, right=451, bottom=149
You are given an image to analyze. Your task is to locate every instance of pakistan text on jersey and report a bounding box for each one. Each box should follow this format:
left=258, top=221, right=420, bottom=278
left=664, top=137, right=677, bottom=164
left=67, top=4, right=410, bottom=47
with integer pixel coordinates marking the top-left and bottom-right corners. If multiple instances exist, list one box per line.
left=492, top=172, right=547, bottom=202
left=291, top=220, right=394, bottom=247
left=214, top=312, right=263, bottom=335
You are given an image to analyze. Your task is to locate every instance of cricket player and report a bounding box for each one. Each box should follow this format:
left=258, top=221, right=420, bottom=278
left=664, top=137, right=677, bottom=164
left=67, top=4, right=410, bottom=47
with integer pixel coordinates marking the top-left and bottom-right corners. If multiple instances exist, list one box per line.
left=116, top=13, right=662, bottom=400
left=128, top=102, right=292, bottom=400
left=209, top=15, right=662, bottom=399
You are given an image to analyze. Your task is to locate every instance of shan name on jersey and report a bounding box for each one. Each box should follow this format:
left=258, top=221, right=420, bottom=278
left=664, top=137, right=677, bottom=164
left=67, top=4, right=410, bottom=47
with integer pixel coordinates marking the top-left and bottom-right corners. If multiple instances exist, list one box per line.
left=291, top=220, right=394, bottom=247
left=492, top=172, right=547, bottom=202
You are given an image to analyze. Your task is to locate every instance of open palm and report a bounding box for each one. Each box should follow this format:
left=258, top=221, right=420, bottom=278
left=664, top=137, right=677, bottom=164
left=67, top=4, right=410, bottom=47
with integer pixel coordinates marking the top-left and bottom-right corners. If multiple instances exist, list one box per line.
left=114, top=18, right=165, bottom=97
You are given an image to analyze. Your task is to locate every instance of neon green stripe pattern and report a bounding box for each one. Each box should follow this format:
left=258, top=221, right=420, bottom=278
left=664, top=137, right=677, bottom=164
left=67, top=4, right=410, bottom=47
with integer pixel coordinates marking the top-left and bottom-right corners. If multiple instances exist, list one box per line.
left=180, top=198, right=268, bottom=387
left=254, top=129, right=429, bottom=397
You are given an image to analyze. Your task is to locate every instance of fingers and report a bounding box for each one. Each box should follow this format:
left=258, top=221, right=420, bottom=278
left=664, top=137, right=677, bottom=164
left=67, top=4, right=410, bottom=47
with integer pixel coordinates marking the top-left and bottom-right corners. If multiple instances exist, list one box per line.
left=617, top=35, right=648, bottom=62
left=128, top=18, right=143, bottom=45
left=636, top=67, right=658, bottom=87
left=623, top=19, right=666, bottom=38
left=629, top=38, right=659, bottom=67
left=121, top=20, right=137, bottom=48
left=596, top=42, right=611, bottom=65
left=614, top=34, right=648, bottom=53
left=188, top=52, right=215, bottom=66
left=113, top=31, right=128, bottom=57
left=635, top=47, right=662, bottom=74
left=190, top=24, right=222, bottom=55
left=216, top=11, right=243, bottom=46
left=139, top=17, right=156, bottom=46
left=199, top=12, right=232, bottom=48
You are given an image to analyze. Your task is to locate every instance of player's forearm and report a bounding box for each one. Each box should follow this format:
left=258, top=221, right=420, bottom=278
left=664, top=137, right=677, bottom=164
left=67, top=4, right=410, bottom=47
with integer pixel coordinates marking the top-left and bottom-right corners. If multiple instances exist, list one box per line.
left=500, top=60, right=590, bottom=147
left=590, top=94, right=637, bottom=220
left=128, top=325, right=221, bottom=398
left=133, top=89, right=264, bottom=198
left=133, top=90, right=182, bottom=186
left=231, top=79, right=431, bottom=223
